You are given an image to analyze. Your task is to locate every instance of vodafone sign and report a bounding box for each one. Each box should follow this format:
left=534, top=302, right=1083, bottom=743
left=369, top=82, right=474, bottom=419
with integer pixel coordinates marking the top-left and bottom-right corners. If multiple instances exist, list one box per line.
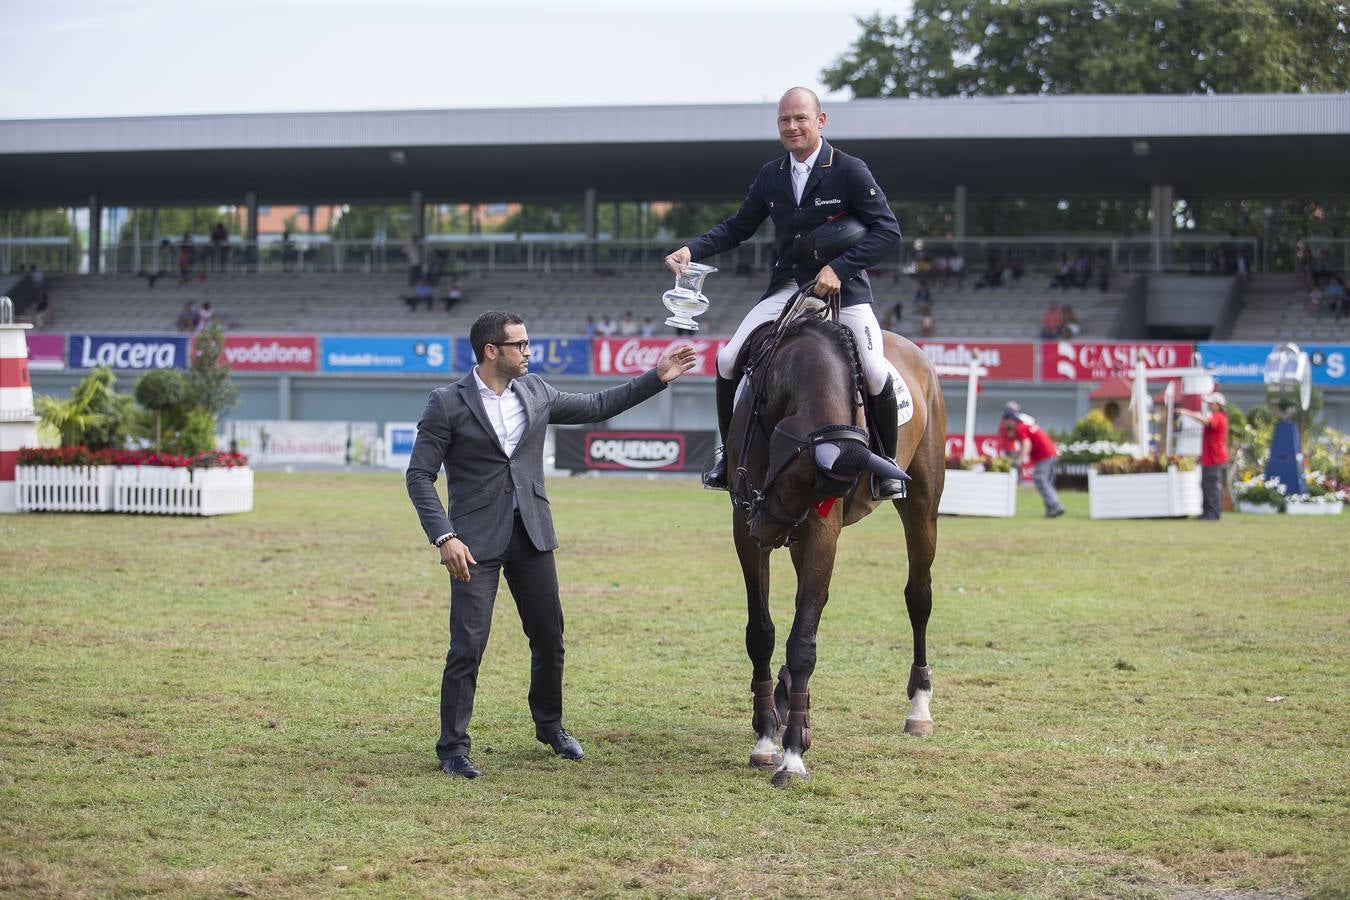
left=220, top=335, right=318, bottom=372
left=593, top=337, right=727, bottom=378
left=1041, top=341, right=1196, bottom=381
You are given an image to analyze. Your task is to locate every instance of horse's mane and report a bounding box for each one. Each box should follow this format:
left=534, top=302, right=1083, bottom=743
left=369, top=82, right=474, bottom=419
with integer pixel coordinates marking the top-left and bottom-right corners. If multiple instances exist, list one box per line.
left=777, top=314, right=865, bottom=404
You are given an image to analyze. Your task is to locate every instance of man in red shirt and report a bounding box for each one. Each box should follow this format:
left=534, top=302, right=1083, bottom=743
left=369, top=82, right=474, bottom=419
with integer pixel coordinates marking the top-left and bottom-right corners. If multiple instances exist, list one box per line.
left=1001, top=402, right=1065, bottom=517
left=1179, top=391, right=1229, bottom=520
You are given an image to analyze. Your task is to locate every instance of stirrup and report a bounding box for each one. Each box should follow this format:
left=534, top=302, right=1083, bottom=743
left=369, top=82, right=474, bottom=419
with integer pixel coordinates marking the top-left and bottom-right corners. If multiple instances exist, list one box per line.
left=702, top=447, right=729, bottom=491
left=872, top=472, right=907, bottom=501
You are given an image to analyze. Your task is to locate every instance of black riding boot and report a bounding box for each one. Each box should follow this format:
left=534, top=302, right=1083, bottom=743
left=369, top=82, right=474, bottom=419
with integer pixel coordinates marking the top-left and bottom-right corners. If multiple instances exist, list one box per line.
left=703, top=375, right=736, bottom=491
left=870, top=376, right=907, bottom=500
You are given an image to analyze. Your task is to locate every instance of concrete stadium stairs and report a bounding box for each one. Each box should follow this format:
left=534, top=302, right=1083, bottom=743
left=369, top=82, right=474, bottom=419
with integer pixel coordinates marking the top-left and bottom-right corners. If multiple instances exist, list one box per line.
left=1231, top=273, right=1350, bottom=343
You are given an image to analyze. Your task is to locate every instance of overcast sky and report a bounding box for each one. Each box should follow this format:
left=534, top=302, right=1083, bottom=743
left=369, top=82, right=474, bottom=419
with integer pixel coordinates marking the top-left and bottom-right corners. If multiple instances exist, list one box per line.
left=2, top=0, right=911, bottom=120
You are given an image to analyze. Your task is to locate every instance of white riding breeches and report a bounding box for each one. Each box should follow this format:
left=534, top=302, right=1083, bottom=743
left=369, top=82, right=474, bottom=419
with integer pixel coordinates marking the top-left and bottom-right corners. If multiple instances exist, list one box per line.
left=715, top=282, right=891, bottom=395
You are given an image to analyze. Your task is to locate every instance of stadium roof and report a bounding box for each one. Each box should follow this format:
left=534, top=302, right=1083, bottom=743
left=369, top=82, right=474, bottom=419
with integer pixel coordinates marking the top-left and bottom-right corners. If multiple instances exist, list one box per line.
left=2, top=93, right=1348, bottom=206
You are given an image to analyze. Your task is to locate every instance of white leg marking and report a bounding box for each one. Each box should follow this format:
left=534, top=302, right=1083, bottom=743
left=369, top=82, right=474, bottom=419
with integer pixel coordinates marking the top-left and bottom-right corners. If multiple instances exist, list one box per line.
left=775, top=749, right=809, bottom=778
left=752, top=735, right=779, bottom=759
left=907, top=687, right=932, bottom=724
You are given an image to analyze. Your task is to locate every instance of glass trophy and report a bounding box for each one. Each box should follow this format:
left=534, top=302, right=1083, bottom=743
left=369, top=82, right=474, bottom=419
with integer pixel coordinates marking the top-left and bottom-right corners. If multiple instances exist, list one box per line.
left=662, top=262, right=717, bottom=331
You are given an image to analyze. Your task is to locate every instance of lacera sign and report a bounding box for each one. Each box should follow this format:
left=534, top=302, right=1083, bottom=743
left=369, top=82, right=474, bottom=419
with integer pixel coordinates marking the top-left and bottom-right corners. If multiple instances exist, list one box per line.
left=68, top=334, right=188, bottom=370
left=593, top=337, right=726, bottom=377
left=1041, top=340, right=1196, bottom=381
left=220, top=335, right=318, bottom=372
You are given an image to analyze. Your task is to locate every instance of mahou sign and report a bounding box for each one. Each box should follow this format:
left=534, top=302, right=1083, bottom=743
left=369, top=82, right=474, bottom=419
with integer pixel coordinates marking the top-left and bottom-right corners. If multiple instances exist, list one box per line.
left=219, top=335, right=318, bottom=372
left=1041, top=340, right=1196, bottom=381
left=593, top=337, right=726, bottom=377
left=916, top=340, right=1036, bottom=381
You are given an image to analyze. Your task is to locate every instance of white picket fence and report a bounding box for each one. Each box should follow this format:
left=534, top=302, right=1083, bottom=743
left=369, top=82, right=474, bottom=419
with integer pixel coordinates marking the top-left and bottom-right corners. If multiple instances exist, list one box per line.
left=16, top=466, right=253, bottom=516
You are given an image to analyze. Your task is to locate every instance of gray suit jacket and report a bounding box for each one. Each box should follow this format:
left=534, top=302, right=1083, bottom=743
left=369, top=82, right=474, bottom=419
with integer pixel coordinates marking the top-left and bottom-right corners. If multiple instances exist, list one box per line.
left=406, top=368, right=667, bottom=559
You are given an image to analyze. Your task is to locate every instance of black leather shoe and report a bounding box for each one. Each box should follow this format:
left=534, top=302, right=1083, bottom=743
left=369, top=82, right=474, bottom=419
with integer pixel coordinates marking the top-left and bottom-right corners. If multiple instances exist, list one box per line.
left=702, top=449, right=728, bottom=491
left=439, top=755, right=482, bottom=779
left=539, top=729, right=584, bottom=760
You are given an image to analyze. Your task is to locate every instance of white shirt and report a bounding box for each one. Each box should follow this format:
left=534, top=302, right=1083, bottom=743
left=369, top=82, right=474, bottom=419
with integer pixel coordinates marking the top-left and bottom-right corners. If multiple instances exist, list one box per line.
left=791, top=143, right=822, bottom=206
left=473, top=366, right=526, bottom=457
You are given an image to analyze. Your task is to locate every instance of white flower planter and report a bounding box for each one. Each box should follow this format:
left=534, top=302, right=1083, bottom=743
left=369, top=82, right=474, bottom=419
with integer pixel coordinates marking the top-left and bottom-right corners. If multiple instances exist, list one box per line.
left=15, top=465, right=253, bottom=516
left=16, top=465, right=116, bottom=512
left=939, top=468, right=1018, bottom=517
left=1285, top=500, right=1344, bottom=516
left=1236, top=501, right=1282, bottom=515
left=1088, top=466, right=1202, bottom=519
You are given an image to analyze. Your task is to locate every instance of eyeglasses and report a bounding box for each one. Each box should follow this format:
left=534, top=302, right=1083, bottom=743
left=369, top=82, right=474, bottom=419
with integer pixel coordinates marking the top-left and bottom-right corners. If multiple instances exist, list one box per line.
left=493, top=339, right=531, bottom=352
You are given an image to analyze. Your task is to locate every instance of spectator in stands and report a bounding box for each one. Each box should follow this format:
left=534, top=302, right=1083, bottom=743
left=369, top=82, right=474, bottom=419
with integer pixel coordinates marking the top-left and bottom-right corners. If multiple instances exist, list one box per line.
left=280, top=230, right=298, bottom=272
left=443, top=277, right=464, bottom=313
left=914, top=280, right=931, bottom=308
left=1072, top=250, right=1090, bottom=287
left=196, top=301, right=214, bottom=332
left=27, top=264, right=46, bottom=305
left=932, top=252, right=949, bottom=289
left=177, top=233, right=196, bottom=284
left=1040, top=301, right=1064, bottom=339
left=618, top=310, right=639, bottom=336
left=918, top=303, right=934, bottom=337
left=582, top=316, right=597, bottom=338
left=1092, top=250, right=1110, bottom=291
left=1000, top=402, right=1064, bottom=518
left=1295, top=241, right=1314, bottom=291
left=1060, top=304, right=1082, bottom=338
left=1313, top=249, right=1334, bottom=288
left=881, top=300, right=903, bottom=332
left=405, top=277, right=435, bottom=312
left=914, top=252, right=933, bottom=284
left=948, top=250, right=966, bottom=288
left=1325, top=276, right=1347, bottom=320
left=1051, top=254, right=1075, bottom=290
left=426, top=250, right=445, bottom=286
left=210, top=222, right=229, bottom=272
left=974, top=249, right=1001, bottom=290
left=596, top=314, right=618, bottom=336
left=404, top=235, right=423, bottom=286
left=641, top=316, right=656, bottom=336
left=176, top=301, right=199, bottom=331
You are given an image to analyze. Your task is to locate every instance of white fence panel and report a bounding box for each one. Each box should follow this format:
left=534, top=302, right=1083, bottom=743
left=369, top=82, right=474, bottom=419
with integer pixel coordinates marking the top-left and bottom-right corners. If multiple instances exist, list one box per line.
left=197, top=468, right=254, bottom=516
left=16, top=465, right=115, bottom=512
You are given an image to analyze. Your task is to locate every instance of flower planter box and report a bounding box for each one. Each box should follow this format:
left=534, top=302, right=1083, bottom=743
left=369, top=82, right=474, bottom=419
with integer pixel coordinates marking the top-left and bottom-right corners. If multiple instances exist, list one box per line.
left=1088, top=466, right=1201, bottom=519
left=16, top=465, right=116, bottom=512
left=1285, top=500, right=1344, bottom=516
left=939, top=468, right=1018, bottom=517
left=15, top=465, right=253, bottom=516
left=1236, top=501, right=1281, bottom=515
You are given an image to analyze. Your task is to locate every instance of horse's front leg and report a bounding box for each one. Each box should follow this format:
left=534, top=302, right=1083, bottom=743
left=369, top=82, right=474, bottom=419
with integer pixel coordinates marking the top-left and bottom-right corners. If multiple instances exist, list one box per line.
left=733, top=517, right=780, bottom=770
left=772, top=527, right=839, bottom=785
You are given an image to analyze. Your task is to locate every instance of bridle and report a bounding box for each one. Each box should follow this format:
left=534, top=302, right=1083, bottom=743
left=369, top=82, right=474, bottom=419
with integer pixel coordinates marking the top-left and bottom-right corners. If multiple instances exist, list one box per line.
left=728, top=284, right=867, bottom=545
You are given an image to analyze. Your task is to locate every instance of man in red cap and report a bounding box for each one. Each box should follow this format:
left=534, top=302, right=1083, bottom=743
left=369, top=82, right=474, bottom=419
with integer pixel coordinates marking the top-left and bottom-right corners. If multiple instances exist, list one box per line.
left=1179, top=391, right=1229, bottom=520
left=1001, top=402, right=1064, bottom=518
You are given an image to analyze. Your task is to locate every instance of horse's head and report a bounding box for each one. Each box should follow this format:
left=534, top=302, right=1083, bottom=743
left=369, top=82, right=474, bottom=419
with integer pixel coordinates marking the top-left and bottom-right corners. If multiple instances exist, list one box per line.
left=732, top=319, right=907, bottom=550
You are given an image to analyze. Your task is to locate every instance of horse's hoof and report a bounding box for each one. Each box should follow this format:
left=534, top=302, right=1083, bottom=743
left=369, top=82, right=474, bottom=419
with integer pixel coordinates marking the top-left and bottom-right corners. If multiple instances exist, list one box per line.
left=749, top=749, right=783, bottom=770
left=904, top=718, right=934, bottom=737
left=770, top=767, right=810, bottom=787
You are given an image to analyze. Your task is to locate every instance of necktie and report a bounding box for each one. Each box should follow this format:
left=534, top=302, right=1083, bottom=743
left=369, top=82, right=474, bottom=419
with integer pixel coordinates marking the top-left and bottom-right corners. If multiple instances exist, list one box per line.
left=793, top=163, right=810, bottom=204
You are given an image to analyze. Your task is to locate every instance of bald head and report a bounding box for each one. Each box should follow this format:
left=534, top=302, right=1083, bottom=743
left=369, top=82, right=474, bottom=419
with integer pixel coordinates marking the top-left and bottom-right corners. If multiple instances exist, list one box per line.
left=779, top=86, right=821, bottom=115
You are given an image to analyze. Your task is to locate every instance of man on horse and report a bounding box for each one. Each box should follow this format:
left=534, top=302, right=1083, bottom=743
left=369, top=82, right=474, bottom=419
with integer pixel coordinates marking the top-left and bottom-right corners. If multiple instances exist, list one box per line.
left=664, top=85, right=906, bottom=499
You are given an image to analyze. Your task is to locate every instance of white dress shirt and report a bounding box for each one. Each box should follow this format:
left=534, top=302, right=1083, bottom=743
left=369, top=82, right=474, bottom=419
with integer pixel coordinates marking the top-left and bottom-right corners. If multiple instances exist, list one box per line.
left=791, top=143, right=822, bottom=206
left=434, top=367, right=527, bottom=545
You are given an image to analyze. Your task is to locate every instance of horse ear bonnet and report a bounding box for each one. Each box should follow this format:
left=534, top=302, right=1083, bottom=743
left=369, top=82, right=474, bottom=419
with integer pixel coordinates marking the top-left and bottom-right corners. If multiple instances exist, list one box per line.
left=801, top=215, right=868, bottom=265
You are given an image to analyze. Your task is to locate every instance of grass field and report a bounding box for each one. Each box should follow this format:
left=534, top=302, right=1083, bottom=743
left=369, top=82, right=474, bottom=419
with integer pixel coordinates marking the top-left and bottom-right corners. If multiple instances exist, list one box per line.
left=2, top=471, right=1348, bottom=898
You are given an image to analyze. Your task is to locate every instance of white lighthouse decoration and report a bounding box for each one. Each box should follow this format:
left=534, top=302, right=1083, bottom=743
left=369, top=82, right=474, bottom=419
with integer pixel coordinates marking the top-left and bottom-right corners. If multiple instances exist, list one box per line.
left=0, top=297, right=40, bottom=513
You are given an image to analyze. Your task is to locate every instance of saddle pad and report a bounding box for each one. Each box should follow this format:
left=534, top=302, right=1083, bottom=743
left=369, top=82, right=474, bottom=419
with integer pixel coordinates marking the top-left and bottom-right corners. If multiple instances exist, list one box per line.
left=886, top=362, right=916, bottom=427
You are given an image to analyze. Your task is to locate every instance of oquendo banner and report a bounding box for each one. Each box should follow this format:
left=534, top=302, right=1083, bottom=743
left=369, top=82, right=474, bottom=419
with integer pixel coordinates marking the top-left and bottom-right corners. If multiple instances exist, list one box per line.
left=553, top=429, right=717, bottom=473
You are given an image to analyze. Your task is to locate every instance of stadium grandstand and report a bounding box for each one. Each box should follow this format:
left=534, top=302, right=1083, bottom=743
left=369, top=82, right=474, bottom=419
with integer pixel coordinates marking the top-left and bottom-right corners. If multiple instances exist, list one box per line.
left=4, top=93, right=1350, bottom=434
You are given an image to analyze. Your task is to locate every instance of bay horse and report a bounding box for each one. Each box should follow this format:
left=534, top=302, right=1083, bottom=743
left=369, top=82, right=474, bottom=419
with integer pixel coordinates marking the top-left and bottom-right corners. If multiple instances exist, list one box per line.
left=726, top=297, right=946, bottom=786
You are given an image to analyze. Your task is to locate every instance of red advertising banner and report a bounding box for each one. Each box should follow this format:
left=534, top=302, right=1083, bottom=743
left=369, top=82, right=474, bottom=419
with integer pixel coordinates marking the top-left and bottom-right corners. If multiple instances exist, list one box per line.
left=945, top=433, right=1009, bottom=460
left=1040, top=340, right=1196, bottom=381
left=593, top=336, right=727, bottom=378
left=916, top=340, right=1037, bottom=381
left=25, top=333, right=66, bottom=370
left=218, top=334, right=319, bottom=372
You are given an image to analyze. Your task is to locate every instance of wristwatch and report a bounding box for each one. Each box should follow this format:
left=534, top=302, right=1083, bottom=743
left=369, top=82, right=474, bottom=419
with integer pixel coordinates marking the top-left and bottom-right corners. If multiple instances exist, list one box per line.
left=435, top=532, right=458, bottom=547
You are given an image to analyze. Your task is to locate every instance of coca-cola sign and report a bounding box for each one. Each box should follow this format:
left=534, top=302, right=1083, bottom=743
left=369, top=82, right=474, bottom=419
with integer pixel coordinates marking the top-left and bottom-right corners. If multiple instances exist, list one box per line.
left=593, top=337, right=726, bottom=377
left=916, top=341, right=1036, bottom=381
left=1041, top=340, right=1196, bottom=381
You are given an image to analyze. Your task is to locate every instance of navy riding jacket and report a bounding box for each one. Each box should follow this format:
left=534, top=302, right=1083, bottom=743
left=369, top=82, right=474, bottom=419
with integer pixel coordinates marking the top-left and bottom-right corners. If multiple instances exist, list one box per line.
left=685, top=139, right=901, bottom=308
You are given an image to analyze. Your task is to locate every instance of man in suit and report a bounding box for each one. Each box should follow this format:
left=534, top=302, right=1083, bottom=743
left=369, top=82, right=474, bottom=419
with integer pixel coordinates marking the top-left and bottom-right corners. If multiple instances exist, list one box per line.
left=664, top=86, right=904, bottom=498
left=407, top=310, right=697, bottom=779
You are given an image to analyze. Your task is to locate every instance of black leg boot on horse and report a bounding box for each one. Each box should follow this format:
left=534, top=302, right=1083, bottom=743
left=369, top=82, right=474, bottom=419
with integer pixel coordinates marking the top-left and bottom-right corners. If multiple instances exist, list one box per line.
left=868, top=375, right=908, bottom=501
left=703, top=374, right=737, bottom=491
